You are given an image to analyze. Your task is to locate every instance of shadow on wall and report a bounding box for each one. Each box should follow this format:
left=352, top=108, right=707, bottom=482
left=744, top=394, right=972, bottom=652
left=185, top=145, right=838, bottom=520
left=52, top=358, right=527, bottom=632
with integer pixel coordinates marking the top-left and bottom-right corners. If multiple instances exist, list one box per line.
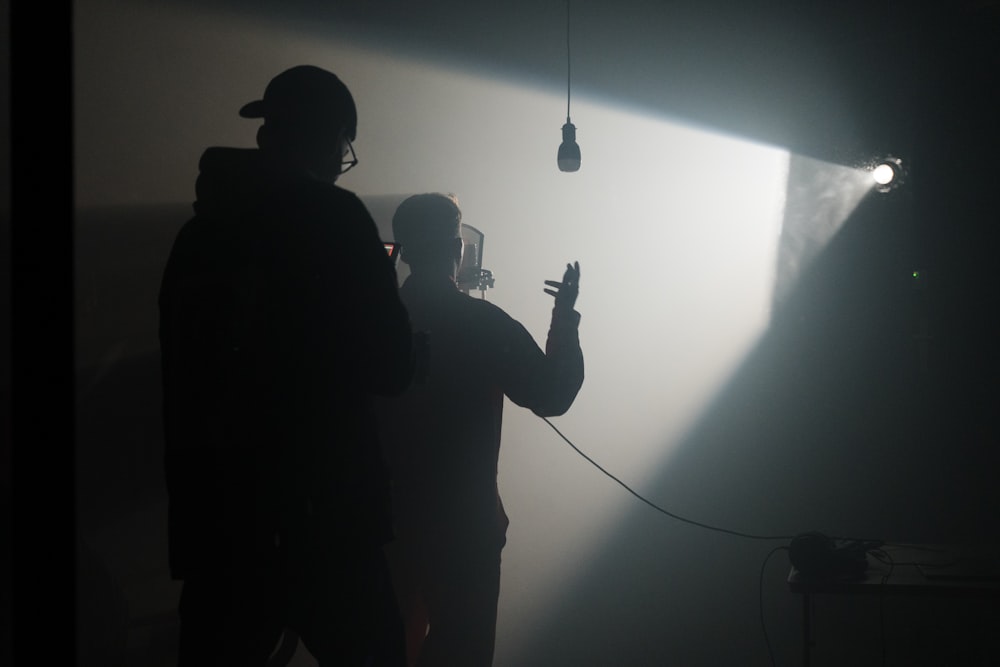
left=76, top=203, right=190, bottom=667
left=75, top=204, right=187, bottom=533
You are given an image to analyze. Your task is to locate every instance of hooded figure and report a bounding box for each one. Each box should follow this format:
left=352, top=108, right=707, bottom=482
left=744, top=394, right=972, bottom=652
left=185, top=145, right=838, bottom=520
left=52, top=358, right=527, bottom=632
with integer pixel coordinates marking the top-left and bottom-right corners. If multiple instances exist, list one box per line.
left=158, top=65, right=412, bottom=666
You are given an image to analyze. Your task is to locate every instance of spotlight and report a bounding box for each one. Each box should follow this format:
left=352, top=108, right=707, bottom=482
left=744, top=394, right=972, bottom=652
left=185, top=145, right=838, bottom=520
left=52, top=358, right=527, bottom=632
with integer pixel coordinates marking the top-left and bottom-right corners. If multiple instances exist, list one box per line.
left=872, top=163, right=895, bottom=186
left=871, top=155, right=906, bottom=193
left=558, top=121, right=581, bottom=172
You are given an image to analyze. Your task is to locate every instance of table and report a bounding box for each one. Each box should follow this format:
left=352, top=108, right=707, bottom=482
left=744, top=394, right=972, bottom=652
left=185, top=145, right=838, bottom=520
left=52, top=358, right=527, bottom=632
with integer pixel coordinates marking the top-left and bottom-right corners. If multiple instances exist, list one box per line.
left=787, top=544, right=1000, bottom=666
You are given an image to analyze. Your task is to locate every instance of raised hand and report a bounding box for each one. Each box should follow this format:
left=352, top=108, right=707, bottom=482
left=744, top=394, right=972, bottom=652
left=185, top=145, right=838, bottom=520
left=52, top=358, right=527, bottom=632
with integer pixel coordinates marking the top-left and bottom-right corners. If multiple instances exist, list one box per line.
left=544, top=261, right=581, bottom=311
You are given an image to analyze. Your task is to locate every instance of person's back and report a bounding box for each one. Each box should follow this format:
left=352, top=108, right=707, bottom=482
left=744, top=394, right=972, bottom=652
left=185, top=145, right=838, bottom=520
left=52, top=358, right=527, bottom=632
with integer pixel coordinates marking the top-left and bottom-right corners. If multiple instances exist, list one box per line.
left=163, top=147, right=409, bottom=560
left=159, top=65, right=411, bottom=666
left=378, top=193, right=584, bottom=666
left=384, top=272, right=581, bottom=547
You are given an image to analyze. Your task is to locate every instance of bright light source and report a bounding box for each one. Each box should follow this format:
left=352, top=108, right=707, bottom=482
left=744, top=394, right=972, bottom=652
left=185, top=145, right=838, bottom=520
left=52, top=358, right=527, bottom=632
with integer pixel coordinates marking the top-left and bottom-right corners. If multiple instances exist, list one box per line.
left=871, top=155, right=906, bottom=193
left=872, top=163, right=895, bottom=185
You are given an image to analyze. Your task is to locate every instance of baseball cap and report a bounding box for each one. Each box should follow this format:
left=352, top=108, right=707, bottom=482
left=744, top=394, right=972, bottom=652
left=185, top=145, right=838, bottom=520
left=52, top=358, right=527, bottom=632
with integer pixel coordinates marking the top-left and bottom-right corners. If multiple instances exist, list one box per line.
left=239, top=65, right=358, bottom=139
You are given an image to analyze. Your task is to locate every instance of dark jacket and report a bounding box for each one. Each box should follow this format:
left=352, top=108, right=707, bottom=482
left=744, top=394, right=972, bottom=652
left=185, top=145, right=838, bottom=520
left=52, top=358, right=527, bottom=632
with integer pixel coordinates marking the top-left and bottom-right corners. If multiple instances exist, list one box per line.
left=377, top=273, right=584, bottom=549
left=159, top=147, right=412, bottom=579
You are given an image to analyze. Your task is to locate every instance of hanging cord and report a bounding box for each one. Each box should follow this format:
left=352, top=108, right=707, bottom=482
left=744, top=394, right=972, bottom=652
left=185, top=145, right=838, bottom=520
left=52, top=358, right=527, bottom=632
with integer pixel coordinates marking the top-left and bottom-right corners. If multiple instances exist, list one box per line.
left=566, top=0, right=572, bottom=122
left=540, top=416, right=797, bottom=666
left=760, top=545, right=790, bottom=667
left=540, top=417, right=796, bottom=541
left=869, top=547, right=896, bottom=667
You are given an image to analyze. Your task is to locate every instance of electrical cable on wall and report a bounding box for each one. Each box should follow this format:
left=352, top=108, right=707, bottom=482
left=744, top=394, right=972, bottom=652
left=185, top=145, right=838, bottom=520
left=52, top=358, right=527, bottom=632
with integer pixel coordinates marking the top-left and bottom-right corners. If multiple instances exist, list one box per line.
left=541, top=416, right=796, bottom=540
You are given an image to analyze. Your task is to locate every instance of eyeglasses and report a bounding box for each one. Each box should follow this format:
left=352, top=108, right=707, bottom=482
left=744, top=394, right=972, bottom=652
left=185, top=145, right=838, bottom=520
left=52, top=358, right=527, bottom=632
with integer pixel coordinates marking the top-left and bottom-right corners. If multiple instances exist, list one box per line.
left=341, top=139, right=359, bottom=174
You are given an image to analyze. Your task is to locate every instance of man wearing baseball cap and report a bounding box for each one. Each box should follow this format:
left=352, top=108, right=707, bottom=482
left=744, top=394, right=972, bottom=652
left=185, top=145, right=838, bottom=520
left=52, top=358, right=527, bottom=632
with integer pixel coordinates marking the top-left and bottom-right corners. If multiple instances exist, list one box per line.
left=159, top=65, right=412, bottom=666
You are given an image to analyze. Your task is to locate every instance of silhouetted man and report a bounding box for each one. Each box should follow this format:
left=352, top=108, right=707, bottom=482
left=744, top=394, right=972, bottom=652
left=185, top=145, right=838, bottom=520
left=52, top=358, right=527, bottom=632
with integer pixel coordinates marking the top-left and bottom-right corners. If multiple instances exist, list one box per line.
left=158, top=65, right=412, bottom=666
left=378, top=193, right=584, bottom=666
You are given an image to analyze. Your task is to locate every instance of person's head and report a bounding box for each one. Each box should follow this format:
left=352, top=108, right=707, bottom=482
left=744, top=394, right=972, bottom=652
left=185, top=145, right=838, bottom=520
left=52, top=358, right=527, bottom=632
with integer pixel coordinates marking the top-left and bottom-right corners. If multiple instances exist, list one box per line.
left=391, top=193, right=464, bottom=277
left=240, top=65, right=358, bottom=182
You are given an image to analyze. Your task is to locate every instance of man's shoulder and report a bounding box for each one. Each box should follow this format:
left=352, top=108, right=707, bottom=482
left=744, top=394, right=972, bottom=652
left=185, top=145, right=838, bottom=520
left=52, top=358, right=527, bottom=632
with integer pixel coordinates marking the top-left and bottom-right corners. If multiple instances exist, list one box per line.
left=302, top=180, right=365, bottom=210
left=295, top=182, right=376, bottom=236
left=168, top=212, right=213, bottom=252
left=454, top=292, right=527, bottom=330
left=196, top=146, right=369, bottom=217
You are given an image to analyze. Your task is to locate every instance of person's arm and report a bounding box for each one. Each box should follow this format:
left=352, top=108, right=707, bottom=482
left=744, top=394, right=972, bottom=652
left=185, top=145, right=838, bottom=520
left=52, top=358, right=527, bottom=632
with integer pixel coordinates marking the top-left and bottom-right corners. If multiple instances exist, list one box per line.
left=501, top=262, right=584, bottom=416
left=538, top=261, right=584, bottom=415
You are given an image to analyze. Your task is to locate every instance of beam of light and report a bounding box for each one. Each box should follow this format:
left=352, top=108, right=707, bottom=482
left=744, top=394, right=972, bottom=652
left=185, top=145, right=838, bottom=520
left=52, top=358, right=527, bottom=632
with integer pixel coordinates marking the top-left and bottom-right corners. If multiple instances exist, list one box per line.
left=771, top=153, right=876, bottom=310
left=320, top=48, right=877, bottom=661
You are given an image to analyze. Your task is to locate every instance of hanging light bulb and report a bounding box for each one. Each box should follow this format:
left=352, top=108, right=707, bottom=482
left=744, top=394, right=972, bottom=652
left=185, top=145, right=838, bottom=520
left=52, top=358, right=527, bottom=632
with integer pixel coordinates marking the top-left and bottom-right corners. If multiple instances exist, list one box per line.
left=558, top=121, right=581, bottom=172
left=557, top=0, right=580, bottom=172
